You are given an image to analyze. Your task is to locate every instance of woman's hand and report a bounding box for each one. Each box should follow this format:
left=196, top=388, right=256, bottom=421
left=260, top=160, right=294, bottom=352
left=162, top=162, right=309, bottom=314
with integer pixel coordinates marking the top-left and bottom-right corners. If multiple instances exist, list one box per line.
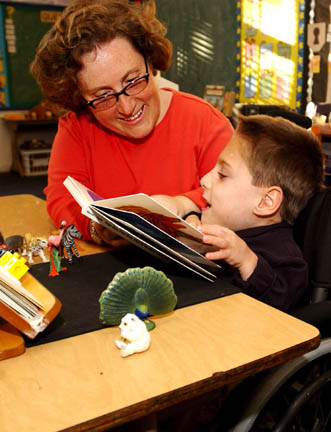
left=151, top=194, right=200, bottom=217
left=90, top=221, right=129, bottom=249
left=199, top=224, right=258, bottom=281
left=185, top=213, right=201, bottom=228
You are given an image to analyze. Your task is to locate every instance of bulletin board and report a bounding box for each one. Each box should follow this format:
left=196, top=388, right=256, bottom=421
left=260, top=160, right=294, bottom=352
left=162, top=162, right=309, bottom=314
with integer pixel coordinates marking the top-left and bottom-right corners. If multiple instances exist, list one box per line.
left=237, top=0, right=306, bottom=112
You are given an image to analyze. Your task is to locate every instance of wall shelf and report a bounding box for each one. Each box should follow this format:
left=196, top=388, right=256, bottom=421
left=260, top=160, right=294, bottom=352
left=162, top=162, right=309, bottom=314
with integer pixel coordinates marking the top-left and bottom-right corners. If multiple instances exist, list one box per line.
left=5, top=119, right=58, bottom=177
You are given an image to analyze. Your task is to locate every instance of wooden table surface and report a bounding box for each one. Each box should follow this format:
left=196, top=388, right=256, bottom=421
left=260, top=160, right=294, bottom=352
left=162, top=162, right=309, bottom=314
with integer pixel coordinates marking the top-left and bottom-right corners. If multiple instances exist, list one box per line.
left=0, top=195, right=321, bottom=432
left=0, top=193, right=108, bottom=259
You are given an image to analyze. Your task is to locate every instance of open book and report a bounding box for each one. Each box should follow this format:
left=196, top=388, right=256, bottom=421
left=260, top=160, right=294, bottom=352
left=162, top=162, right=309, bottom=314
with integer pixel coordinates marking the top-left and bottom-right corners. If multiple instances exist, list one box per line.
left=0, top=265, right=62, bottom=339
left=64, top=176, right=221, bottom=281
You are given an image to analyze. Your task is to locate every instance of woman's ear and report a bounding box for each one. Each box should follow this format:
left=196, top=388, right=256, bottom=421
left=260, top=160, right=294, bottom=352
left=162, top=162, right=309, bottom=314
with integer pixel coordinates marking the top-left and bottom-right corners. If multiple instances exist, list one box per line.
left=253, top=186, right=283, bottom=217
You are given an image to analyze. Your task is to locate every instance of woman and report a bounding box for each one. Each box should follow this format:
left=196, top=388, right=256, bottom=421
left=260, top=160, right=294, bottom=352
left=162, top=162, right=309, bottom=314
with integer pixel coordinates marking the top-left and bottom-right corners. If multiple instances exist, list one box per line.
left=31, top=0, right=233, bottom=246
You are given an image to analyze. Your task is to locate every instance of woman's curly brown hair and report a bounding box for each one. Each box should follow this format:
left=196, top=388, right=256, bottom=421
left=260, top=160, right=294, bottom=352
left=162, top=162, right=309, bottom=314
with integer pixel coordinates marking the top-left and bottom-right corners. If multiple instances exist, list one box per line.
left=30, top=0, right=172, bottom=114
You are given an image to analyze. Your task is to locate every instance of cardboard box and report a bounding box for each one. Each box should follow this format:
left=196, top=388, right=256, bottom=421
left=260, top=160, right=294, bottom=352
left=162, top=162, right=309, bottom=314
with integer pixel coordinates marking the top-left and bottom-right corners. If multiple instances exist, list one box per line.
left=20, top=148, right=51, bottom=176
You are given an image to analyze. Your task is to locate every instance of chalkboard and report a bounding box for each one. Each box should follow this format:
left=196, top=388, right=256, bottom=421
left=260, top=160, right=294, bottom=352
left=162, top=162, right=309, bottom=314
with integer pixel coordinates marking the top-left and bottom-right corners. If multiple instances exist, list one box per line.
left=0, top=2, right=63, bottom=109
left=155, top=0, right=237, bottom=98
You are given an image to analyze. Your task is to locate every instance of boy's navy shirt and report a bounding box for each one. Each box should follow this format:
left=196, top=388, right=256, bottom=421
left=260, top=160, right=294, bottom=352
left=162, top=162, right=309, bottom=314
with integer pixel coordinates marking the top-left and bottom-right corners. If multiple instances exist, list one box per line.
left=219, top=222, right=308, bottom=311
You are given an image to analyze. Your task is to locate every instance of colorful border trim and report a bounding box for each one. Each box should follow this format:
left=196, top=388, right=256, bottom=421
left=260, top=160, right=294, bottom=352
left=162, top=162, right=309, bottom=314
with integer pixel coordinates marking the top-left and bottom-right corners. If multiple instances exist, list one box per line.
left=235, top=1, right=241, bottom=103
left=296, top=0, right=306, bottom=113
left=0, top=4, right=10, bottom=108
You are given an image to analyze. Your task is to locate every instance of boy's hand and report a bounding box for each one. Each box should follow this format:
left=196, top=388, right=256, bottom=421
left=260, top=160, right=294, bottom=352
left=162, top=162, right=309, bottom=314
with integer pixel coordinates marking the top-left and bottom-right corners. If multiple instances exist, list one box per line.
left=151, top=194, right=200, bottom=218
left=199, top=224, right=258, bottom=281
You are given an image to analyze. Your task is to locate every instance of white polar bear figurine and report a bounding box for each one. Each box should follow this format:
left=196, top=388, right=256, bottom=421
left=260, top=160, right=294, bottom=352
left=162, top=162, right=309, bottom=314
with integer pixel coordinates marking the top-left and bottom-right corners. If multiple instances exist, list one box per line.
left=115, top=313, right=151, bottom=357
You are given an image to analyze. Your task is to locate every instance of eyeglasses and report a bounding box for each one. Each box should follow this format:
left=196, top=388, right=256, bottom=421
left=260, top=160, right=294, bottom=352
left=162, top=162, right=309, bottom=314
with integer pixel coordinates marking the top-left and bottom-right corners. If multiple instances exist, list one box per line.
left=82, top=57, right=149, bottom=111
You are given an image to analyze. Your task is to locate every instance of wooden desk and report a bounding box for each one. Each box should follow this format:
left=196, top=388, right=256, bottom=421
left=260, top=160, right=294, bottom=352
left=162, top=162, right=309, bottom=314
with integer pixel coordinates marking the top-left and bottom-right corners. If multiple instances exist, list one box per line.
left=0, top=194, right=108, bottom=358
left=0, top=194, right=108, bottom=259
left=0, top=195, right=321, bottom=432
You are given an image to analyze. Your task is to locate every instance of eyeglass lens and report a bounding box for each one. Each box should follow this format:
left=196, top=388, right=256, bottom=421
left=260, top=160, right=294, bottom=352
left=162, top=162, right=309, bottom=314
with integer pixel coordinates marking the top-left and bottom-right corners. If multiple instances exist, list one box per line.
left=93, top=75, right=149, bottom=110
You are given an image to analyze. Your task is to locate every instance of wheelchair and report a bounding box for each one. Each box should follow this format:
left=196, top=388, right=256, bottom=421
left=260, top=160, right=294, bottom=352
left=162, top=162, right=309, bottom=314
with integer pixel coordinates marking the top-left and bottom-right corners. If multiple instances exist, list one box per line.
left=211, top=187, right=331, bottom=432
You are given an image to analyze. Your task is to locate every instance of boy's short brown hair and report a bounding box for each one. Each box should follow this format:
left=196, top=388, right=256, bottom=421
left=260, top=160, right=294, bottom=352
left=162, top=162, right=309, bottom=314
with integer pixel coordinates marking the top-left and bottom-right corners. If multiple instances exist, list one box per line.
left=236, top=114, right=324, bottom=224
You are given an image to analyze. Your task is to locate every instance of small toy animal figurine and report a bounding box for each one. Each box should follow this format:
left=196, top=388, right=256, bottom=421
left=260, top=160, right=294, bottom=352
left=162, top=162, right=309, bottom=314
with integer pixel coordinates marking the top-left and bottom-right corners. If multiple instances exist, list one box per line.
left=48, top=222, right=82, bottom=276
left=60, top=224, right=83, bottom=264
left=22, top=233, right=48, bottom=264
left=48, top=220, right=67, bottom=249
left=4, top=234, right=24, bottom=253
left=99, top=267, right=177, bottom=329
left=48, top=221, right=68, bottom=277
left=115, top=313, right=151, bottom=358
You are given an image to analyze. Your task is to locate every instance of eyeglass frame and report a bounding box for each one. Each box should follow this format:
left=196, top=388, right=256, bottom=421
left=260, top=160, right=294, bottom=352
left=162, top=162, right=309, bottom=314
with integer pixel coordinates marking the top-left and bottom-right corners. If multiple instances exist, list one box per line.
left=81, top=56, right=150, bottom=110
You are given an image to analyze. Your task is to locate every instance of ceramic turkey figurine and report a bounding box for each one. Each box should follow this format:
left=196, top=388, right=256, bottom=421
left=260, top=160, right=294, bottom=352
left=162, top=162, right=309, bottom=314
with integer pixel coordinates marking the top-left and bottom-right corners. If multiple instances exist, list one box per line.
left=99, top=266, right=177, bottom=356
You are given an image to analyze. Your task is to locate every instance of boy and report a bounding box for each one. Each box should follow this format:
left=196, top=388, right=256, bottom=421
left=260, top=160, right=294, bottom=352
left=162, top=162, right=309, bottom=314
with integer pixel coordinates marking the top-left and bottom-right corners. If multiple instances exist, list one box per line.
left=198, top=114, right=324, bottom=311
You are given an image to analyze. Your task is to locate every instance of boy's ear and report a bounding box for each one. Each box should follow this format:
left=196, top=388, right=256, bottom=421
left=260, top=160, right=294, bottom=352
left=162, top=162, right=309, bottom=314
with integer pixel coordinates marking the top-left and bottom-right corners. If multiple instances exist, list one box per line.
left=253, top=186, right=283, bottom=217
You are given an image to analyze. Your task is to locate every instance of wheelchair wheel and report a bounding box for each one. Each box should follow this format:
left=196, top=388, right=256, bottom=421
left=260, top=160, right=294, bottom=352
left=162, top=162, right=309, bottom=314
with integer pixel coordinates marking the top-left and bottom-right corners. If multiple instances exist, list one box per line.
left=221, top=339, right=331, bottom=432
left=252, top=353, right=331, bottom=432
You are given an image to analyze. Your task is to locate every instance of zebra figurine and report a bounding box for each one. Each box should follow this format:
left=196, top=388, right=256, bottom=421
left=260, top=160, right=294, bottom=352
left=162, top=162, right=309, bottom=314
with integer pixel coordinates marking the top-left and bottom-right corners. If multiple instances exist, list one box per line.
left=60, top=224, right=83, bottom=264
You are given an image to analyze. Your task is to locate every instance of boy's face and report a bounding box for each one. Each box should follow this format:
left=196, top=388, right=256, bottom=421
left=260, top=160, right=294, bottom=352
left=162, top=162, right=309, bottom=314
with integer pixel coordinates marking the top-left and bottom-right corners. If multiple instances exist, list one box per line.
left=201, top=134, right=265, bottom=231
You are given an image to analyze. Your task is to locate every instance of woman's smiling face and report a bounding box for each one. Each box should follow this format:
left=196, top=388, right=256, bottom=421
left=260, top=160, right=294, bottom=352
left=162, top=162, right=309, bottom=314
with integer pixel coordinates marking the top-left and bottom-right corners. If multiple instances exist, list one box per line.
left=78, top=36, right=161, bottom=139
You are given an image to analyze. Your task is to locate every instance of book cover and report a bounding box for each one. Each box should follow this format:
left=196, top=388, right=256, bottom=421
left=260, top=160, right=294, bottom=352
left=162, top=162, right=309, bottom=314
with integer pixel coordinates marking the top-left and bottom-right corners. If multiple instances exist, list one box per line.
left=64, top=176, right=220, bottom=281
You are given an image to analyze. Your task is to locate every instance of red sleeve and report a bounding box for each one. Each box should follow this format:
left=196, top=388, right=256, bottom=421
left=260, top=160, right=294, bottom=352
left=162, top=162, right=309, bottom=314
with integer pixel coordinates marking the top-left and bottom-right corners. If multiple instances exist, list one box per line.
left=45, top=113, right=92, bottom=239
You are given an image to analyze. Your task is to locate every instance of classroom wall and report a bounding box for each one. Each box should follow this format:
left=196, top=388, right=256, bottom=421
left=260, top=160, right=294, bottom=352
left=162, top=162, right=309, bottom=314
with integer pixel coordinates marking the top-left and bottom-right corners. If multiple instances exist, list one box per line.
left=310, top=0, right=331, bottom=104
left=0, top=1, right=65, bottom=109
left=155, top=0, right=237, bottom=98
left=0, top=0, right=69, bottom=172
left=0, top=115, right=12, bottom=172
left=0, top=0, right=318, bottom=172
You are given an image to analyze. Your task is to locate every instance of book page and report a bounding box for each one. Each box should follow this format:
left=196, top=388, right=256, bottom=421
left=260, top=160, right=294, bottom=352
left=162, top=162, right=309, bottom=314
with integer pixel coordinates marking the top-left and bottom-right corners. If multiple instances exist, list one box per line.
left=63, top=175, right=220, bottom=281
left=91, top=206, right=217, bottom=281
left=0, top=278, right=43, bottom=322
left=0, top=267, right=43, bottom=308
left=63, top=176, right=104, bottom=222
left=92, top=203, right=218, bottom=259
left=94, top=194, right=208, bottom=247
left=64, top=175, right=211, bottom=252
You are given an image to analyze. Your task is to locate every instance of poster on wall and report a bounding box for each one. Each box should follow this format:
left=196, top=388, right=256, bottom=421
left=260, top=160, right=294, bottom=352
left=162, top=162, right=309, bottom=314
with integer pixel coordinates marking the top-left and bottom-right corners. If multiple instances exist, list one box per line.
left=236, top=0, right=305, bottom=112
